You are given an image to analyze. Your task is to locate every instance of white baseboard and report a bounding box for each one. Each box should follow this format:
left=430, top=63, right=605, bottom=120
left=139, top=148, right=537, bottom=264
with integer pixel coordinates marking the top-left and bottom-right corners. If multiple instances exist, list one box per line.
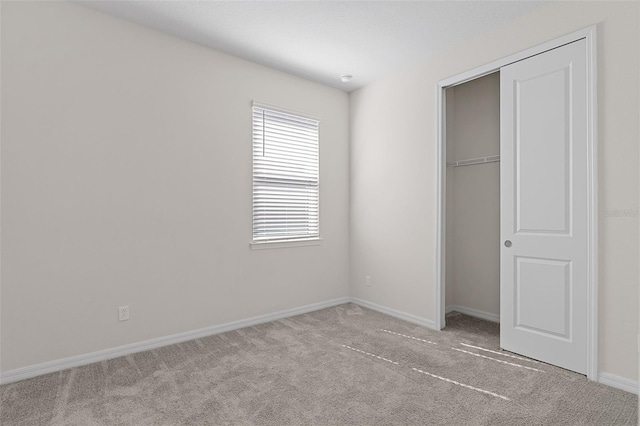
left=445, top=304, right=500, bottom=323
left=350, top=297, right=437, bottom=330
left=0, top=296, right=350, bottom=385
left=598, top=372, right=639, bottom=395
left=5, top=296, right=636, bottom=397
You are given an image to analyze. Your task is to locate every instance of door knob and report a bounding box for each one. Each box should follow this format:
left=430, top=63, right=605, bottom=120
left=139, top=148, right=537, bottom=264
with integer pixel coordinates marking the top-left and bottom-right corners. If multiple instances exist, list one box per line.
left=504, top=240, right=512, bottom=248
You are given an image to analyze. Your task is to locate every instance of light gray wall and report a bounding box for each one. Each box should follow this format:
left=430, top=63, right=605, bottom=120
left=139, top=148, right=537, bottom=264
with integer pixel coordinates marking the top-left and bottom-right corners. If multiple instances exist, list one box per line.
left=445, top=73, right=500, bottom=317
left=350, top=1, right=639, bottom=381
left=0, top=1, right=350, bottom=372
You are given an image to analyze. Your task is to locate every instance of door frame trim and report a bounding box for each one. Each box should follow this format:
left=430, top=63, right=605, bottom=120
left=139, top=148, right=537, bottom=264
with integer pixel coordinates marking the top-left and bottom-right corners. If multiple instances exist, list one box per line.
left=434, top=25, right=598, bottom=381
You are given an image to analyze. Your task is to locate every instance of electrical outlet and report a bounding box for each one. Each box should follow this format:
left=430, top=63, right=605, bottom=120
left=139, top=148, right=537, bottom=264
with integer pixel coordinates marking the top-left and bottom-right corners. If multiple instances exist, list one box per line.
left=118, top=306, right=129, bottom=321
left=365, top=275, right=372, bottom=287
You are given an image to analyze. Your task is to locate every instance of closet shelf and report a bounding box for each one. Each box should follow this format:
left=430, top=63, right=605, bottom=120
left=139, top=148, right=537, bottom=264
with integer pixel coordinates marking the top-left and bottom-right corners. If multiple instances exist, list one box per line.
left=447, top=155, right=500, bottom=167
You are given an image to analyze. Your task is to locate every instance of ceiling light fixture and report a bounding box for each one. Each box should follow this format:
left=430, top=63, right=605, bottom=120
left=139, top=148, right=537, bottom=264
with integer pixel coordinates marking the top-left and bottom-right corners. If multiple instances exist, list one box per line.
left=340, top=74, right=353, bottom=83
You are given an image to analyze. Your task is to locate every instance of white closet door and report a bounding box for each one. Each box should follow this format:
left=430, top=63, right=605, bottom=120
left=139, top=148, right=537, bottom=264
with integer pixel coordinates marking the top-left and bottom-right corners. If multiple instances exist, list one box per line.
left=500, top=39, right=588, bottom=374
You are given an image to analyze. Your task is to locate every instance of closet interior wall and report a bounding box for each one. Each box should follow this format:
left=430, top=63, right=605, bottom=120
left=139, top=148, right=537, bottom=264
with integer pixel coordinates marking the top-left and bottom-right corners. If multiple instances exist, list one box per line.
left=445, top=72, right=501, bottom=321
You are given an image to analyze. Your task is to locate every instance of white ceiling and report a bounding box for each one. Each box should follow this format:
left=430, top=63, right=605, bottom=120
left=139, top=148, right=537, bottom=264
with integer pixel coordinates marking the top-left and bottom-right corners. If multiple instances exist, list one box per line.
left=78, top=1, right=550, bottom=92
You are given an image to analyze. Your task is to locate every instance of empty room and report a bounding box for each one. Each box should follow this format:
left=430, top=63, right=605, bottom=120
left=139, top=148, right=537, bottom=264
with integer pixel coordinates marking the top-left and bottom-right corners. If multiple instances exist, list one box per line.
left=1, top=1, right=638, bottom=425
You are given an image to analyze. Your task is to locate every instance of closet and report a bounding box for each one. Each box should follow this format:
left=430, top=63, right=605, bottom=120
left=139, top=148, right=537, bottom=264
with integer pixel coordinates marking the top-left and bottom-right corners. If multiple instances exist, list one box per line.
left=439, top=35, right=594, bottom=376
left=444, top=72, right=500, bottom=324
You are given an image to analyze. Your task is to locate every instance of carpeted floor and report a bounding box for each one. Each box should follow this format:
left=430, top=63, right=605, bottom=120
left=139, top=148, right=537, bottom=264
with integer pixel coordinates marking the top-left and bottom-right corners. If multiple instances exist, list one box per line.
left=1, top=303, right=637, bottom=425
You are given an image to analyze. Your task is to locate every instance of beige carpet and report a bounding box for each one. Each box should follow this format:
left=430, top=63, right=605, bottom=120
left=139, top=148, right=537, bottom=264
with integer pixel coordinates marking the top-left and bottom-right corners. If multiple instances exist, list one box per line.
left=1, top=303, right=637, bottom=425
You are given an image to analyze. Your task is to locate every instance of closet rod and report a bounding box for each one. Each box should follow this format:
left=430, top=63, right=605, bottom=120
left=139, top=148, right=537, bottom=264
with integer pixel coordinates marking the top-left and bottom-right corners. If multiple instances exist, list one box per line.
left=447, top=155, right=500, bottom=167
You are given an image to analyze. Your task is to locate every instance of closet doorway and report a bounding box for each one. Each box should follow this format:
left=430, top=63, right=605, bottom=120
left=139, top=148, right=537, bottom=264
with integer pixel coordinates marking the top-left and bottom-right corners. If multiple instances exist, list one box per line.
left=444, top=72, right=501, bottom=326
left=434, top=26, right=598, bottom=380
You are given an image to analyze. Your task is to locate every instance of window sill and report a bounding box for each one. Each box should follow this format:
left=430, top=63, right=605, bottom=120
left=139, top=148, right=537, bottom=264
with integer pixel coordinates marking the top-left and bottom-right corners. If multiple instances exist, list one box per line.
left=250, top=238, right=323, bottom=250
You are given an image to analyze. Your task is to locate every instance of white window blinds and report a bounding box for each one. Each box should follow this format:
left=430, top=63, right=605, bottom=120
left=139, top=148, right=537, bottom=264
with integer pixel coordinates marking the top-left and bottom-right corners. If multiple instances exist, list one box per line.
left=252, top=103, right=320, bottom=242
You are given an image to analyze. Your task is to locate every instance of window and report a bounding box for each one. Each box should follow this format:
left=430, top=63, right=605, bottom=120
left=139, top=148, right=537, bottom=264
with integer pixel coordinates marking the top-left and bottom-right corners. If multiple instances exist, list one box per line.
left=252, top=102, right=320, bottom=244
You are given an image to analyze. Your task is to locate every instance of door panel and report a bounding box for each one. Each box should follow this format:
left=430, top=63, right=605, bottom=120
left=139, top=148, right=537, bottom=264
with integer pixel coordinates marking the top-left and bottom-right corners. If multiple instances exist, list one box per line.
left=515, top=67, right=571, bottom=234
left=515, top=256, right=571, bottom=339
left=501, top=39, right=588, bottom=374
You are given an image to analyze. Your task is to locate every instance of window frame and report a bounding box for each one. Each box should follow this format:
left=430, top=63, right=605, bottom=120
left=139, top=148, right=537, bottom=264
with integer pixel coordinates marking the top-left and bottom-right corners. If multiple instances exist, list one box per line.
left=250, top=101, right=322, bottom=249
